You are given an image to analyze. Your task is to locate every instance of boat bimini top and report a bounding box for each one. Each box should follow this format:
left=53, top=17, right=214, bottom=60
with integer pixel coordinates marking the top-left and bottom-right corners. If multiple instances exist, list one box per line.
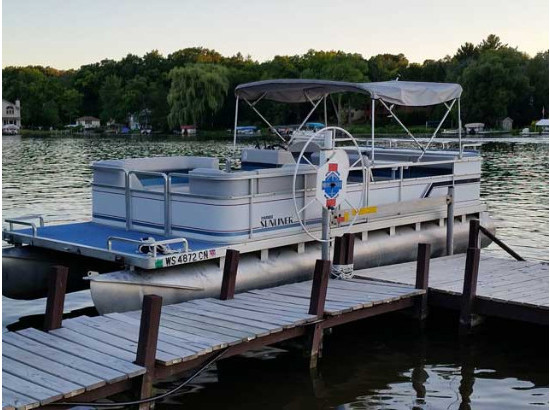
left=233, top=79, right=465, bottom=160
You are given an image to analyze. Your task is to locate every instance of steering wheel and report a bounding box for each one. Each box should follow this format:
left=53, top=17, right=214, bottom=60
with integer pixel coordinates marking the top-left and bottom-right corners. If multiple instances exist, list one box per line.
left=291, top=126, right=368, bottom=242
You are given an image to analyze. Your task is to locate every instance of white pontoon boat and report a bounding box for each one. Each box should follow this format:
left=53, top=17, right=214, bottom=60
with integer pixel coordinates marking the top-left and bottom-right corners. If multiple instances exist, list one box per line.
left=2, top=79, right=493, bottom=313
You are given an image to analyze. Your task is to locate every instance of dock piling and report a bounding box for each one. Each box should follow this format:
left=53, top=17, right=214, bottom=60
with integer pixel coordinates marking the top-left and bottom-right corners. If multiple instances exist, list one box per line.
left=414, top=243, right=431, bottom=321
left=135, top=294, right=163, bottom=409
left=220, top=249, right=240, bottom=300
left=308, top=259, right=331, bottom=368
left=459, top=247, right=481, bottom=332
left=446, top=186, right=455, bottom=255
left=343, top=233, right=355, bottom=265
left=43, top=265, right=68, bottom=331
left=468, top=219, right=480, bottom=249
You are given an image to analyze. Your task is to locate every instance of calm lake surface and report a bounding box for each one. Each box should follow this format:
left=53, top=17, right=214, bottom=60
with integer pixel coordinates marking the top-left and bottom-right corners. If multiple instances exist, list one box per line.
left=2, top=135, right=548, bottom=409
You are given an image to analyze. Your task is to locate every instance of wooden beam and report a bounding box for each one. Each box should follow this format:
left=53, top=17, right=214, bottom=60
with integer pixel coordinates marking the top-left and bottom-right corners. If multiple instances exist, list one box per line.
left=468, top=219, right=480, bottom=249
left=414, top=243, right=431, bottom=321
left=459, top=247, right=481, bottom=332
left=134, top=294, right=162, bottom=410
left=332, top=236, right=345, bottom=265
left=220, top=249, right=240, bottom=300
left=343, top=233, right=355, bottom=265
left=43, top=266, right=68, bottom=331
left=308, top=259, right=331, bottom=316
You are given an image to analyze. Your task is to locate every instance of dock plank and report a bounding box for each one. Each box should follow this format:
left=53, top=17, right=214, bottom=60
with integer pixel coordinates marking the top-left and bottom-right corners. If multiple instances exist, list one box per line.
left=16, top=328, right=145, bottom=378
left=3, top=373, right=63, bottom=405
left=3, top=332, right=125, bottom=383
left=2, top=357, right=85, bottom=398
left=2, top=343, right=104, bottom=391
left=2, top=387, right=38, bottom=410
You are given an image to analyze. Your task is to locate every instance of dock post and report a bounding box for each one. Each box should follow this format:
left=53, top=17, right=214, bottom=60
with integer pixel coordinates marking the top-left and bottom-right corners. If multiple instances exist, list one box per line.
left=43, top=265, right=68, bottom=331
left=343, top=233, right=355, bottom=265
left=333, top=236, right=345, bottom=265
left=446, top=186, right=455, bottom=255
left=459, top=247, right=481, bottom=333
left=414, top=243, right=431, bottom=321
left=468, top=219, right=480, bottom=249
left=220, top=249, right=240, bottom=300
left=308, top=259, right=331, bottom=368
left=135, top=294, right=163, bottom=409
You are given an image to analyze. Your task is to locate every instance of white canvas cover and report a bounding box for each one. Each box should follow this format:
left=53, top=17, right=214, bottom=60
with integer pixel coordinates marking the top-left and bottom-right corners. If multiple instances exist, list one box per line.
left=235, top=79, right=462, bottom=106
left=536, top=119, right=549, bottom=127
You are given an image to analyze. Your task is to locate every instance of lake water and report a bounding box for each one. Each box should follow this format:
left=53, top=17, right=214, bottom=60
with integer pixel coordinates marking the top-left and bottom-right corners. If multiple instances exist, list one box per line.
left=2, top=135, right=548, bottom=408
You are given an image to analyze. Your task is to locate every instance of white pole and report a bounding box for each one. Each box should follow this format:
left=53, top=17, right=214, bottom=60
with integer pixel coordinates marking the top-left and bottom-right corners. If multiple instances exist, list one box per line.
left=320, top=130, right=333, bottom=261
left=371, top=98, right=375, bottom=164
left=458, top=98, right=462, bottom=159
left=233, top=96, right=239, bottom=149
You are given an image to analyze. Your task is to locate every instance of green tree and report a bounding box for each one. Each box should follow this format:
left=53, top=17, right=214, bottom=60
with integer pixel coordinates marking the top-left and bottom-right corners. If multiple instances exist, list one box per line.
left=167, top=64, right=229, bottom=128
left=99, top=75, right=125, bottom=123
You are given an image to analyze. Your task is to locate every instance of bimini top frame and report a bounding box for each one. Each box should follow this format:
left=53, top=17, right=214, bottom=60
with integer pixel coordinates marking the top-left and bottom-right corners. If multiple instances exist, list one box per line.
left=233, top=79, right=465, bottom=161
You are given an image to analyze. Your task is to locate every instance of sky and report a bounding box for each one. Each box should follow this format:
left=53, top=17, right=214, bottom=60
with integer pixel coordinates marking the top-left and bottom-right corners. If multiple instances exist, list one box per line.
left=2, top=0, right=549, bottom=69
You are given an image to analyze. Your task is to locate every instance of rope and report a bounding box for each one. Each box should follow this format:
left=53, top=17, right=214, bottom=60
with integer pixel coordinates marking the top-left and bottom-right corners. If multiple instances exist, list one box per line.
left=331, top=264, right=354, bottom=280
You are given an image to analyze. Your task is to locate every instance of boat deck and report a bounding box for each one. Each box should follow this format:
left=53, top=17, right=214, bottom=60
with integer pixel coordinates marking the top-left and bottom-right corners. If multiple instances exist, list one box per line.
left=2, top=277, right=424, bottom=409
left=3, top=222, right=227, bottom=269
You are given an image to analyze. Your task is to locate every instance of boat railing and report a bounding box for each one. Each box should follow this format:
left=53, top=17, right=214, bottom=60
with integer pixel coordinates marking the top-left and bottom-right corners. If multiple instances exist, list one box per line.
left=107, top=236, right=189, bottom=257
left=127, top=170, right=171, bottom=235
left=4, top=215, right=45, bottom=236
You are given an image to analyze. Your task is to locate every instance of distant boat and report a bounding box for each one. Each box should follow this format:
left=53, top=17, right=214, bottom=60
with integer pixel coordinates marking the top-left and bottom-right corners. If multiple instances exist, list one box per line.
left=464, top=123, right=485, bottom=135
left=180, top=125, right=197, bottom=137
left=2, top=124, right=19, bottom=135
left=233, top=125, right=260, bottom=136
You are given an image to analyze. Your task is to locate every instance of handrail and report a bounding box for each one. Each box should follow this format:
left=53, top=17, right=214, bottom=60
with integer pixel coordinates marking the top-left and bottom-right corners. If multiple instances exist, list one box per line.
left=127, top=170, right=171, bottom=235
left=4, top=215, right=45, bottom=236
left=107, top=236, right=189, bottom=258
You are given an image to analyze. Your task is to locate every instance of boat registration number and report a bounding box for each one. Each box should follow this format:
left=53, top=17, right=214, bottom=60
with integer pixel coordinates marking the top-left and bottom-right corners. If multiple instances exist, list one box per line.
left=159, top=249, right=216, bottom=267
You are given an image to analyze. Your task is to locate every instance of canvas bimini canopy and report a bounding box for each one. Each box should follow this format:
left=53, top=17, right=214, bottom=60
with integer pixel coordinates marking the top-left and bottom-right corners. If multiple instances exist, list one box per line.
left=235, top=79, right=462, bottom=106
left=233, top=79, right=465, bottom=160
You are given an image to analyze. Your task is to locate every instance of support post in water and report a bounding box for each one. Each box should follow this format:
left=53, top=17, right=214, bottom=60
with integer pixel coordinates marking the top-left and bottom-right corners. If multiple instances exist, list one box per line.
left=220, top=249, right=240, bottom=300
left=43, top=265, right=68, bottom=331
left=414, top=243, right=431, bottom=321
left=459, top=247, right=481, bottom=332
left=135, top=294, right=162, bottom=410
left=308, top=259, right=331, bottom=369
left=446, top=186, right=455, bottom=256
left=468, top=219, right=480, bottom=249
left=343, top=233, right=355, bottom=265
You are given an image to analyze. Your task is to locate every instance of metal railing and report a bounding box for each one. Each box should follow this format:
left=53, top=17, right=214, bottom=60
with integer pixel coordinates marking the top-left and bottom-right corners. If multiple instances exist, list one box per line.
left=4, top=215, right=45, bottom=236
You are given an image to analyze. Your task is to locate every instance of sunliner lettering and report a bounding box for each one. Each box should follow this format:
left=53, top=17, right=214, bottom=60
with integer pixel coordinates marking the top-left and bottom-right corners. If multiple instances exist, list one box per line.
left=260, top=215, right=294, bottom=228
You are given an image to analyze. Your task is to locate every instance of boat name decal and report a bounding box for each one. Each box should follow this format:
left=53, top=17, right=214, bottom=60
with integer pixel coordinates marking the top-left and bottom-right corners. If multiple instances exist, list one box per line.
left=260, top=215, right=294, bottom=228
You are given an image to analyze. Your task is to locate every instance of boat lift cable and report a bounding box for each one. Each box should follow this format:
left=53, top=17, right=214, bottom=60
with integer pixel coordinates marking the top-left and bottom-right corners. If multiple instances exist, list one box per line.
left=49, top=349, right=227, bottom=407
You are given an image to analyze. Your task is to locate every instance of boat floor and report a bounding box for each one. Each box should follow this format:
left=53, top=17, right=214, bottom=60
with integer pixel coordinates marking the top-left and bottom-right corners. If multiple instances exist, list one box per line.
left=5, top=222, right=228, bottom=269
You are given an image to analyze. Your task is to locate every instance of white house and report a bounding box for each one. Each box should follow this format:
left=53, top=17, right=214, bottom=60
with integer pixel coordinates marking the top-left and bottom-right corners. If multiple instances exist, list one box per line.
left=2, top=99, right=21, bottom=128
left=76, top=116, right=101, bottom=129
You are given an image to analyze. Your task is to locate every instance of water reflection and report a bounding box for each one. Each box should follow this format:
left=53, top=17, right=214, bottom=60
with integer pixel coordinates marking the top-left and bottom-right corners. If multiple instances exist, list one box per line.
left=154, top=313, right=548, bottom=409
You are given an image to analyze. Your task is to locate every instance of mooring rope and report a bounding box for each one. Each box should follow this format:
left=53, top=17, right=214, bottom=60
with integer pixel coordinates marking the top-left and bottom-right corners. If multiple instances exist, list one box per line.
left=331, top=264, right=354, bottom=280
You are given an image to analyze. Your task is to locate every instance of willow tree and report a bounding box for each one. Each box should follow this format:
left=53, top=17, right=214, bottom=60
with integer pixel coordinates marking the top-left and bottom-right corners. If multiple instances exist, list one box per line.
left=167, top=64, right=229, bottom=128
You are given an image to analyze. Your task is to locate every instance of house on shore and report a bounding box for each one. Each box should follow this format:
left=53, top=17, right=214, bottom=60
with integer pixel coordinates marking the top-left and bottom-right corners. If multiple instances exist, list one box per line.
left=2, top=99, right=21, bottom=128
left=76, top=116, right=101, bottom=129
left=500, top=117, right=513, bottom=131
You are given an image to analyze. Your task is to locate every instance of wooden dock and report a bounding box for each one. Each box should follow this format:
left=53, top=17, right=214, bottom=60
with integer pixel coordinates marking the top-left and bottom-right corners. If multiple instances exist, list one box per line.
left=355, top=253, right=548, bottom=325
left=2, top=255, right=427, bottom=410
left=3, top=220, right=547, bottom=409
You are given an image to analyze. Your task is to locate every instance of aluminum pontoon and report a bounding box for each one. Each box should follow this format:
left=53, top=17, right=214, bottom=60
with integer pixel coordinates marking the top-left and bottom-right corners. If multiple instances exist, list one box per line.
left=2, top=79, right=493, bottom=313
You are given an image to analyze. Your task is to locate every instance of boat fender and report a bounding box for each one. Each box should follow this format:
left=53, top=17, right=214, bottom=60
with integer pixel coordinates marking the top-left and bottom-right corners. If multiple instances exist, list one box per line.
left=138, top=237, right=177, bottom=256
left=331, top=264, right=354, bottom=280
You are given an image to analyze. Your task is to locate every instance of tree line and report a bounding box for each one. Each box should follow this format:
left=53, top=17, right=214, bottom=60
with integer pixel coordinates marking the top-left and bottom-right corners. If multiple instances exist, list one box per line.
left=2, top=35, right=548, bottom=131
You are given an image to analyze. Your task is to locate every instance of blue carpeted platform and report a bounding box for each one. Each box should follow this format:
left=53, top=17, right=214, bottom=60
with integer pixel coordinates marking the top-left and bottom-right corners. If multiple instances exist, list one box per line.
left=15, top=222, right=226, bottom=256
